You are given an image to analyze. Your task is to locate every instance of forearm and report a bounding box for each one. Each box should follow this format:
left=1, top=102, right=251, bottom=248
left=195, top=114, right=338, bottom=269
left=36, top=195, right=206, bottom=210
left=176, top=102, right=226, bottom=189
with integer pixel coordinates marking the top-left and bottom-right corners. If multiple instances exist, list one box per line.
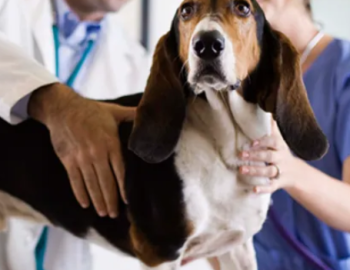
left=286, top=159, right=350, bottom=232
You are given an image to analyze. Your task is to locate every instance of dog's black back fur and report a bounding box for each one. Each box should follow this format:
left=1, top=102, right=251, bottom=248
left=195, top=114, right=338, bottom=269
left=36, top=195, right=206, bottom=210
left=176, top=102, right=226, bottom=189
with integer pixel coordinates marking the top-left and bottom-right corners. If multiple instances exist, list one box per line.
left=0, top=93, right=189, bottom=261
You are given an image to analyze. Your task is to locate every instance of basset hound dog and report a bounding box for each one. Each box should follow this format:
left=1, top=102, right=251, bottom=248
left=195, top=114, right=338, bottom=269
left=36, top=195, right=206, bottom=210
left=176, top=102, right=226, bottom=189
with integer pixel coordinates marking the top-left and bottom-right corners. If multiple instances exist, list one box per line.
left=0, top=0, right=328, bottom=269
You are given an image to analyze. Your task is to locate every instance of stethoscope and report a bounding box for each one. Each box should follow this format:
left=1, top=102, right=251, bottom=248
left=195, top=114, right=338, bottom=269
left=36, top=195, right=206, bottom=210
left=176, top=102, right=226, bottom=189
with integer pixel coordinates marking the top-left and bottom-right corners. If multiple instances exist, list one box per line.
left=51, top=0, right=98, bottom=84
left=52, top=25, right=97, bottom=85
left=300, top=30, right=325, bottom=65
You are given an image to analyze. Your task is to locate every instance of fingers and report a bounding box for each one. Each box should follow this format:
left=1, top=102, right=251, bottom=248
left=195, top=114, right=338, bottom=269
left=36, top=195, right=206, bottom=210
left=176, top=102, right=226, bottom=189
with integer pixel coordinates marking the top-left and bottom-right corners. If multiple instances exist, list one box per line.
left=254, top=181, right=279, bottom=194
left=109, top=139, right=128, bottom=204
left=63, top=161, right=90, bottom=208
left=240, top=165, right=279, bottom=179
left=106, top=104, right=133, bottom=204
left=241, top=150, right=278, bottom=164
left=64, top=156, right=110, bottom=217
left=49, top=99, right=130, bottom=218
left=65, top=149, right=121, bottom=218
left=93, top=157, right=118, bottom=218
left=80, top=162, right=108, bottom=217
left=119, top=106, right=136, bottom=122
left=106, top=104, right=136, bottom=122
left=239, top=164, right=280, bottom=194
left=251, top=136, right=280, bottom=151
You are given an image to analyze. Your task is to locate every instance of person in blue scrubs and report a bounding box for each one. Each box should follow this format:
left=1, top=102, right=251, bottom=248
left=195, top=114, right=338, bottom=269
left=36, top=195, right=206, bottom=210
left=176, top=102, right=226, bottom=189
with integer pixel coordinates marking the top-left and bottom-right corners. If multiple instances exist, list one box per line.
left=237, top=0, right=350, bottom=269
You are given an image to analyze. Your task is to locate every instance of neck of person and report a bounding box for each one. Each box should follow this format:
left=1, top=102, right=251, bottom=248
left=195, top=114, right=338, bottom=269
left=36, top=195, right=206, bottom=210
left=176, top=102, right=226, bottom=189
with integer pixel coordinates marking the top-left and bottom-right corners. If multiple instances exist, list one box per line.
left=64, top=0, right=106, bottom=21
left=278, top=17, right=319, bottom=54
left=272, top=14, right=333, bottom=72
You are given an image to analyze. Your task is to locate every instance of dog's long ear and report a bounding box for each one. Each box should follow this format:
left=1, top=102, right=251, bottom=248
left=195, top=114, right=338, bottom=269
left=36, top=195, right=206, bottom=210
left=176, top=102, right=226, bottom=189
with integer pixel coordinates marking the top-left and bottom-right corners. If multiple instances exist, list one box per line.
left=128, top=15, right=186, bottom=164
left=243, top=20, right=328, bottom=160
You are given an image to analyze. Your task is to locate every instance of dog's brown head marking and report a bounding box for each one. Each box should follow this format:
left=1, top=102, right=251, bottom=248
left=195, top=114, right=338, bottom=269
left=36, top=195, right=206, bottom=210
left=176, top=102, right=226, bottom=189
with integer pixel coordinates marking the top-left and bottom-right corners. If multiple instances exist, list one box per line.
left=129, top=0, right=328, bottom=164
left=177, top=0, right=261, bottom=81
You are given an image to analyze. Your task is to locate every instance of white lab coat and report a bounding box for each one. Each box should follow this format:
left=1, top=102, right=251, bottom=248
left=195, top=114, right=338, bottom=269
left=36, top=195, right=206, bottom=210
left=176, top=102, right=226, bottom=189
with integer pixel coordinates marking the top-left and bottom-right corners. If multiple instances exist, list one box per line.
left=0, top=0, right=150, bottom=269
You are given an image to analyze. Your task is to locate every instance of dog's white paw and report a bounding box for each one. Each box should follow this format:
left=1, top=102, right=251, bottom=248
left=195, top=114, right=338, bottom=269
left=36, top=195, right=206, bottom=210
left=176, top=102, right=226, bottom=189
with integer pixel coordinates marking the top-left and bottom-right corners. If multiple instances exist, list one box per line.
left=0, top=214, right=8, bottom=232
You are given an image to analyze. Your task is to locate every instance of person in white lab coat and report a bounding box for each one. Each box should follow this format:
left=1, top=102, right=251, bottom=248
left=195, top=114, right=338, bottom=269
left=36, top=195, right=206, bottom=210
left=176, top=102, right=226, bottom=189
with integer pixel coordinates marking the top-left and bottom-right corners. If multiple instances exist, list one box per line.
left=0, top=0, right=150, bottom=269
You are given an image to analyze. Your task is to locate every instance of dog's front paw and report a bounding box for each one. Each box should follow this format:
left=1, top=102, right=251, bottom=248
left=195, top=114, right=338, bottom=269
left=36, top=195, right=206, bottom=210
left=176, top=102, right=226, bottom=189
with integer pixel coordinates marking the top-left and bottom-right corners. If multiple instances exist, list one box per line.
left=0, top=213, right=8, bottom=232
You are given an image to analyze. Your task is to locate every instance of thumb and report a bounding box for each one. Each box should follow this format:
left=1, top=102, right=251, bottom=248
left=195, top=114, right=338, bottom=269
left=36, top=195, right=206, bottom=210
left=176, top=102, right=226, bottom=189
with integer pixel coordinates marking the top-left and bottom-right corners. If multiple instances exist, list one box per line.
left=254, top=180, right=279, bottom=194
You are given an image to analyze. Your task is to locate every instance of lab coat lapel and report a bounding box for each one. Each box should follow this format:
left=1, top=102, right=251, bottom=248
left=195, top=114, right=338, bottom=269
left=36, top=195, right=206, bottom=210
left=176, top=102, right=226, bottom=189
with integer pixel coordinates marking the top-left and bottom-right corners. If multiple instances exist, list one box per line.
left=6, top=219, right=44, bottom=270
left=26, top=0, right=56, bottom=75
left=44, top=228, right=92, bottom=270
left=80, top=16, right=133, bottom=99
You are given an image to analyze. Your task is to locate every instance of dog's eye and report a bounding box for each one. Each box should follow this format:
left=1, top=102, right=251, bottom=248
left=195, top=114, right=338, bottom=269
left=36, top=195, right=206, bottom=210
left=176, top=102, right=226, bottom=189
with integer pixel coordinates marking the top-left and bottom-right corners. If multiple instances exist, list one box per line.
left=181, top=3, right=195, bottom=20
left=234, top=1, right=251, bottom=17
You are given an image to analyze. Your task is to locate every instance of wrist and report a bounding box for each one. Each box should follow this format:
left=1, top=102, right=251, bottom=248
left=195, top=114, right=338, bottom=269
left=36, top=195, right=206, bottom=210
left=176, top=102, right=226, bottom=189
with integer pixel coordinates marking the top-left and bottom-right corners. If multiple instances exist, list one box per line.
left=284, top=158, right=305, bottom=194
left=28, top=83, right=78, bottom=125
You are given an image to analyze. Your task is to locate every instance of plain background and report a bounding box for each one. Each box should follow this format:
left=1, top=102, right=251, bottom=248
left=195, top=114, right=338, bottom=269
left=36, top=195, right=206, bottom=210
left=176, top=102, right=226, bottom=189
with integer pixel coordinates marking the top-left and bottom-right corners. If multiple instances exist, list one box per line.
left=116, top=0, right=350, bottom=52
left=93, top=0, right=350, bottom=269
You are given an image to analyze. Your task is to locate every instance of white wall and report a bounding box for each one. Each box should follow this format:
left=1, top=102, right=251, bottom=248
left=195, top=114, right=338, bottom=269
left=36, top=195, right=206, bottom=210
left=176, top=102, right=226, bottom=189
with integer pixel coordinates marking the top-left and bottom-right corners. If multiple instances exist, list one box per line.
left=113, top=0, right=142, bottom=42
left=116, top=0, right=350, bottom=50
left=148, top=0, right=182, bottom=50
left=144, top=0, right=350, bottom=52
left=117, top=0, right=350, bottom=50
left=312, top=0, right=350, bottom=40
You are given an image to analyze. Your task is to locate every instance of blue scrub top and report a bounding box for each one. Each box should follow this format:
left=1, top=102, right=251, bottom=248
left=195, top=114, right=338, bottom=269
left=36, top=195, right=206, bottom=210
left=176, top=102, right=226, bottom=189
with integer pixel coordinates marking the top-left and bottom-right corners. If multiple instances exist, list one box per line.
left=254, top=39, right=350, bottom=270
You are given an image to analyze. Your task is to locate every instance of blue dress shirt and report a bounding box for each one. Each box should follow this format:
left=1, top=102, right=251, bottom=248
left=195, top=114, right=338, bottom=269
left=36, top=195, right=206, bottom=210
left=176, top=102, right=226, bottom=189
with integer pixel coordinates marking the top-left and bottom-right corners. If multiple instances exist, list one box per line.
left=54, top=0, right=102, bottom=87
left=11, top=0, right=103, bottom=119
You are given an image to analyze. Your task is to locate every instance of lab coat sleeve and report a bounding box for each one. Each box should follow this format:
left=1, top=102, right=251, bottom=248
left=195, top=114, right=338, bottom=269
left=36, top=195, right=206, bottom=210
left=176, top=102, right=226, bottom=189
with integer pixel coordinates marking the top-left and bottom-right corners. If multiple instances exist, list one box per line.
left=0, top=32, right=58, bottom=124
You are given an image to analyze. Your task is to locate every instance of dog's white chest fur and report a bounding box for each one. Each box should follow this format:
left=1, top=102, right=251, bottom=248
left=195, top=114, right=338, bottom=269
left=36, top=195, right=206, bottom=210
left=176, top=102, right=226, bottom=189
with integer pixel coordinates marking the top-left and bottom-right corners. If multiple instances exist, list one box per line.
left=175, top=90, right=272, bottom=261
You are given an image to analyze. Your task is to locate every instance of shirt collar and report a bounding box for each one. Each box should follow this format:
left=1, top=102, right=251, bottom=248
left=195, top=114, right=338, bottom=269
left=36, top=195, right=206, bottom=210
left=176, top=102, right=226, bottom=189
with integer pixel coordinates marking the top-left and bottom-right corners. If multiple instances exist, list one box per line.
left=54, top=0, right=103, bottom=42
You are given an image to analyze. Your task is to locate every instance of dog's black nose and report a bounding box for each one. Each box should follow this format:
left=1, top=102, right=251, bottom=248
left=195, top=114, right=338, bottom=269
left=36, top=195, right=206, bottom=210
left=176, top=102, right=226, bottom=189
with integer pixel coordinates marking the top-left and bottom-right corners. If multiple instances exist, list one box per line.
left=193, top=30, right=225, bottom=60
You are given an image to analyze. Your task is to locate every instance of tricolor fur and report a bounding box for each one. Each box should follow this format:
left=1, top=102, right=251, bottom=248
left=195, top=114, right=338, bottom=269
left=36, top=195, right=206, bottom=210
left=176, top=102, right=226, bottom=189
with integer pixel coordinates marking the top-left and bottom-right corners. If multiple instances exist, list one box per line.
left=0, top=0, right=328, bottom=270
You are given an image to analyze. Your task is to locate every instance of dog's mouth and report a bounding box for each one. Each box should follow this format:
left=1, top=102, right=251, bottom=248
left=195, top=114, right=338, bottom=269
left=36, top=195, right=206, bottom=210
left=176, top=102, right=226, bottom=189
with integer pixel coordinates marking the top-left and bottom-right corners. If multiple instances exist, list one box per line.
left=191, top=63, right=241, bottom=93
left=192, top=63, right=227, bottom=89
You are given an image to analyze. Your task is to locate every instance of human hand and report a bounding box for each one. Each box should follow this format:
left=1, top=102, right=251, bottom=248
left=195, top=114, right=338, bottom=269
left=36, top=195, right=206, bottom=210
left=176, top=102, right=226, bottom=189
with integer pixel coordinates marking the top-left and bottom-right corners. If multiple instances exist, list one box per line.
left=28, top=83, right=135, bottom=218
left=238, top=121, right=302, bottom=194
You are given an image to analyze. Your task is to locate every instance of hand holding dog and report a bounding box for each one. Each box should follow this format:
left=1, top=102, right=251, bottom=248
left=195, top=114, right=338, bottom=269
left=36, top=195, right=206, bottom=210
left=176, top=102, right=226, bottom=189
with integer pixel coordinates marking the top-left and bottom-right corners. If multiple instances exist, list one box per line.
left=29, top=83, right=135, bottom=218
left=239, top=120, right=304, bottom=194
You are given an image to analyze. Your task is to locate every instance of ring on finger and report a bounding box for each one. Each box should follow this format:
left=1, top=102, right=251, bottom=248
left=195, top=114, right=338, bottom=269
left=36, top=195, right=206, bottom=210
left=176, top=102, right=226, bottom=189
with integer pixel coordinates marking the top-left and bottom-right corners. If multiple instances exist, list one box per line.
left=270, top=164, right=281, bottom=179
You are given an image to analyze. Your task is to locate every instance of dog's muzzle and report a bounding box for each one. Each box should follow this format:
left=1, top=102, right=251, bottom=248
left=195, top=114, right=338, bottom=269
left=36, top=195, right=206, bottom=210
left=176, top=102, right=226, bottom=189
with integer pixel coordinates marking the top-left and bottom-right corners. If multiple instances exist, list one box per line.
left=192, top=30, right=225, bottom=61
left=191, top=30, right=227, bottom=87
left=188, top=18, right=238, bottom=93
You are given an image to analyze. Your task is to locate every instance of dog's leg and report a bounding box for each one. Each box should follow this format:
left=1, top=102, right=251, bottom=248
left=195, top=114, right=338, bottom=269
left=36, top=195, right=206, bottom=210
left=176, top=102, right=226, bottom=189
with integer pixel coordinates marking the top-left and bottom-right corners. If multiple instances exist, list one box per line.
left=140, top=253, right=183, bottom=270
left=217, top=239, right=257, bottom=270
left=140, top=261, right=180, bottom=270
left=218, top=253, right=235, bottom=270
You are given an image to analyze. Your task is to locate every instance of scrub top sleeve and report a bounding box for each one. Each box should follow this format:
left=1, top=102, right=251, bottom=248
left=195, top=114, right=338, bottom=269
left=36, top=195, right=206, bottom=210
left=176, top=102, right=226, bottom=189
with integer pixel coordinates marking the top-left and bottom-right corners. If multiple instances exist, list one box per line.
left=335, top=76, right=350, bottom=164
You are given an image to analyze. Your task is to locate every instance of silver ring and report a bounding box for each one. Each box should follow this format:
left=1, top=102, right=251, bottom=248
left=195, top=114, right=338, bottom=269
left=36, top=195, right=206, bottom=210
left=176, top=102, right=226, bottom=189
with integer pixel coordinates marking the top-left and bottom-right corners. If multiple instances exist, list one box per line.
left=271, top=164, right=281, bottom=179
